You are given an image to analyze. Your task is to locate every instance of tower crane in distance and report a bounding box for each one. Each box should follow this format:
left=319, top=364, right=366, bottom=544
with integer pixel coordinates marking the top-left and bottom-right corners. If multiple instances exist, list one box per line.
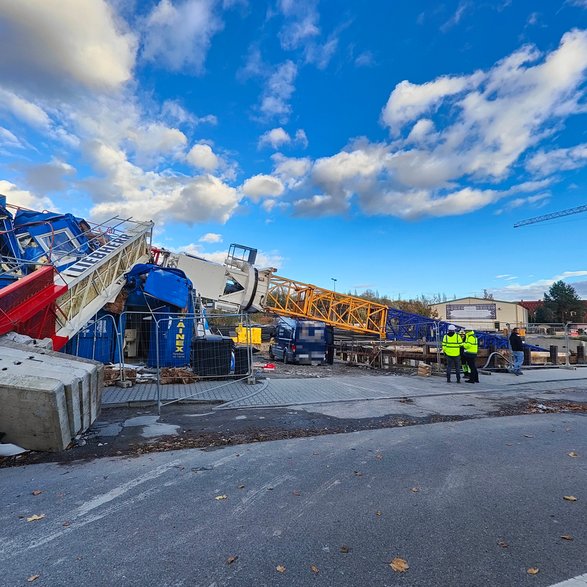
left=514, top=204, right=587, bottom=227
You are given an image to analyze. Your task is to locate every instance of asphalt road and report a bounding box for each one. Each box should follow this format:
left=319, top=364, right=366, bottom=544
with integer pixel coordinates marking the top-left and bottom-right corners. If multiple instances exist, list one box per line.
left=1, top=414, right=586, bottom=587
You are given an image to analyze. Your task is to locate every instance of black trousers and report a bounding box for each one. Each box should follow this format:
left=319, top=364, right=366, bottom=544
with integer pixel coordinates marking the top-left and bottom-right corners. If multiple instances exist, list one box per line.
left=463, top=352, right=479, bottom=382
left=446, top=355, right=461, bottom=382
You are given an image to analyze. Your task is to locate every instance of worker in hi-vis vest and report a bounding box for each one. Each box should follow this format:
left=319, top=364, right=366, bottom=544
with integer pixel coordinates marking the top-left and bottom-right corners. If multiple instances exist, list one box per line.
left=442, top=325, right=463, bottom=383
left=462, top=329, right=479, bottom=384
left=459, top=330, right=470, bottom=378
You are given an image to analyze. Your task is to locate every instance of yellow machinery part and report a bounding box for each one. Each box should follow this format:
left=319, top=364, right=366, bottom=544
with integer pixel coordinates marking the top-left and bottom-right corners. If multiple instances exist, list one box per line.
left=264, top=275, right=387, bottom=338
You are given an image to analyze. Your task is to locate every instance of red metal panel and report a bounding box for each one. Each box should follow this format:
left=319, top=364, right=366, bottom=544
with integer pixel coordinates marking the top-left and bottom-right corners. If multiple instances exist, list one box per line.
left=0, top=266, right=67, bottom=338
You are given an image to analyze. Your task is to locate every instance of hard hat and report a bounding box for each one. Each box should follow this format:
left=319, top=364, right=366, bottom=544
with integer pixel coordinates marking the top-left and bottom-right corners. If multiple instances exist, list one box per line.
left=448, top=325, right=456, bottom=331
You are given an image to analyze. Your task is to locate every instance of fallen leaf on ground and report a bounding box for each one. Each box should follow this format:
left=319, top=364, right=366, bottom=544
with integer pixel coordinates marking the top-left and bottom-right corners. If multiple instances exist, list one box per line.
left=523, top=434, right=534, bottom=438
left=267, top=487, right=274, bottom=491
left=292, top=490, right=301, bottom=496
left=390, top=557, right=409, bottom=572
left=238, top=485, right=245, bottom=489
left=26, top=514, right=45, bottom=522
left=353, top=471, right=363, bottom=477
left=215, top=495, right=228, bottom=501
left=375, top=511, right=382, bottom=516
left=411, top=487, right=419, bottom=493
left=276, top=565, right=286, bottom=573
left=375, top=454, right=383, bottom=460
left=31, top=490, right=42, bottom=496
left=567, top=451, right=578, bottom=458
left=505, top=443, right=513, bottom=446
left=340, top=545, right=351, bottom=554
left=563, top=496, right=577, bottom=501
left=27, top=576, right=40, bottom=582
left=226, top=555, right=238, bottom=565
left=561, top=534, right=573, bottom=541
left=310, top=564, right=319, bottom=574
left=497, top=539, right=509, bottom=548
left=527, top=568, right=539, bottom=575
left=62, top=521, right=71, bottom=527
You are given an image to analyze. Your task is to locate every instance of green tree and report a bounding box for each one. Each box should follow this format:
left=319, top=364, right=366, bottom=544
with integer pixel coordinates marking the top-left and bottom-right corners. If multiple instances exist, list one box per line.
left=543, top=281, right=584, bottom=323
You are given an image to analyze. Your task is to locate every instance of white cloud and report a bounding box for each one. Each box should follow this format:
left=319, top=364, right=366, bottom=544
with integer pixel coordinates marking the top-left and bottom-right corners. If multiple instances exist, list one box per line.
left=0, top=180, right=55, bottom=211
left=294, top=129, right=308, bottom=148
left=0, top=0, right=136, bottom=95
left=186, top=143, right=220, bottom=170
left=381, top=74, right=479, bottom=134
left=272, top=154, right=312, bottom=189
left=494, top=192, right=550, bottom=215
left=290, top=30, right=587, bottom=220
left=260, top=61, right=298, bottom=121
left=258, top=127, right=308, bottom=149
left=87, top=142, right=240, bottom=224
left=0, top=126, right=23, bottom=148
left=22, top=159, right=76, bottom=193
left=177, top=244, right=284, bottom=269
left=161, top=100, right=217, bottom=127
left=492, top=271, right=587, bottom=300
left=278, top=0, right=320, bottom=50
left=354, top=50, right=375, bottom=68
left=526, top=143, right=587, bottom=176
left=242, top=174, right=285, bottom=201
left=141, top=0, right=224, bottom=74
left=0, top=89, right=52, bottom=130
left=258, top=127, right=291, bottom=149
left=198, top=232, right=223, bottom=243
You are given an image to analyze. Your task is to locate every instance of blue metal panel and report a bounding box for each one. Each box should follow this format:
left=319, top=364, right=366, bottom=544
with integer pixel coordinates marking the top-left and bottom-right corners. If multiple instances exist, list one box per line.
left=148, top=309, right=194, bottom=367
left=65, top=313, right=116, bottom=363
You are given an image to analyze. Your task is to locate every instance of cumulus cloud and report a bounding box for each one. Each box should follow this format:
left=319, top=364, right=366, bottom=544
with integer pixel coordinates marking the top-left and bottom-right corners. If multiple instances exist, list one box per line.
left=198, top=232, right=223, bottom=243
left=141, top=0, right=224, bottom=74
left=258, top=127, right=308, bottom=149
left=186, top=143, right=220, bottom=170
left=0, top=179, right=55, bottom=211
left=0, top=0, right=136, bottom=95
left=22, top=160, right=76, bottom=194
left=242, top=174, right=285, bottom=201
left=288, top=30, right=587, bottom=220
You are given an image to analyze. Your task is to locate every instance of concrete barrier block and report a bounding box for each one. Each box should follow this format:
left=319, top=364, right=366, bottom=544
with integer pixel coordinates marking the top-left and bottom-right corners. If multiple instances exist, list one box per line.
left=0, top=338, right=104, bottom=430
left=0, top=373, right=70, bottom=452
left=0, top=349, right=86, bottom=434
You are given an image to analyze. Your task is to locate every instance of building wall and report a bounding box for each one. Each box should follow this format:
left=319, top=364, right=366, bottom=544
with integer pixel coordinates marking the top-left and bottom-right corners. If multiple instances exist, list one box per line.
left=431, top=297, right=528, bottom=331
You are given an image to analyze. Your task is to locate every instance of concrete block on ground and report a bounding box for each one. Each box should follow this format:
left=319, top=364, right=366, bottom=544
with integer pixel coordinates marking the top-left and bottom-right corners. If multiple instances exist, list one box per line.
left=0, top=341, right=103, bottom=426
left=0, top=372, right=70, bottom=452
left=0, top=348, right=86, bottom=434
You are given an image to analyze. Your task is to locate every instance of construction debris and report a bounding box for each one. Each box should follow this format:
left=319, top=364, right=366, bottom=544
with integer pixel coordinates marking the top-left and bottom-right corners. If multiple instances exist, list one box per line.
left=159, top=368, right=199, bottom=385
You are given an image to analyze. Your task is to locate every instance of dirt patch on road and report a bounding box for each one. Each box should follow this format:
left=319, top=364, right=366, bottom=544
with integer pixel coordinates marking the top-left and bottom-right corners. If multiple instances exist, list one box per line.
left=2, top=397, right=585, bottom=468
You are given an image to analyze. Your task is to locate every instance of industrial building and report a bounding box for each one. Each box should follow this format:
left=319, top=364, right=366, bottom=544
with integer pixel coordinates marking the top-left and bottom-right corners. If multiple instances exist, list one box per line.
left=430, top=297, right=528, bottom=332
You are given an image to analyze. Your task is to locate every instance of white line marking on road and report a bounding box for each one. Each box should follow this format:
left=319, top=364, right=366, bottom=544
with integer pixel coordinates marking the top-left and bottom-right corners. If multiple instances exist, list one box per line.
left=548, top=572, right=587, bottom=586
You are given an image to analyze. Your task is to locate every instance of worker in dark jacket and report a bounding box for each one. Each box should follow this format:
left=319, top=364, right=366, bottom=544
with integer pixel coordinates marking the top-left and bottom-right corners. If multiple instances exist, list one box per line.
left=509, top=327, right=524, bottom=375
left=442, top=325, right=463, bottom=383
left=463, top=329, right=479, bottom=383
left=459, top=330, right=470, bottom=379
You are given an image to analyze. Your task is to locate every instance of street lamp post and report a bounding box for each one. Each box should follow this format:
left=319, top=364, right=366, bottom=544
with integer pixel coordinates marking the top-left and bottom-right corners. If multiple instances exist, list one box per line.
left=331, top=278, right=337, bottom=292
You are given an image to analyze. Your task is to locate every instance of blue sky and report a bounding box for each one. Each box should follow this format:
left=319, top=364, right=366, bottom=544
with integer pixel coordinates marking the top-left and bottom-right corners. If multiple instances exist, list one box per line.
left=1, top=0, right=587, bottom=301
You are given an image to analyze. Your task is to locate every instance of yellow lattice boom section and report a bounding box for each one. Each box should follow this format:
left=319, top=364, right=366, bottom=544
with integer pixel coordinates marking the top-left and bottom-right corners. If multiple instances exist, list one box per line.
left=264, top=274, right=388, bottom=338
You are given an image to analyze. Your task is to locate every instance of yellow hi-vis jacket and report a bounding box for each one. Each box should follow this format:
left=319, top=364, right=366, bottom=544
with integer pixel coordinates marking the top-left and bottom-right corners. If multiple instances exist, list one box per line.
left=463, top=331, right=478, bottom=354
left=442, top=333, right=463, bottom=356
